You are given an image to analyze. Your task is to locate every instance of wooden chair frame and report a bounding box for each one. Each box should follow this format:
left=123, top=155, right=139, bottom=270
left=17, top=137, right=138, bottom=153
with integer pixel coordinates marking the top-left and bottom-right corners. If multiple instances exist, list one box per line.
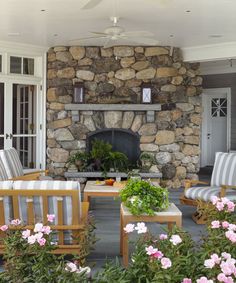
left=10, top=170, right=50, bottom=181
left=0, top=189, right=89, bottom=254
left=180, top=180, right=236, bottom=224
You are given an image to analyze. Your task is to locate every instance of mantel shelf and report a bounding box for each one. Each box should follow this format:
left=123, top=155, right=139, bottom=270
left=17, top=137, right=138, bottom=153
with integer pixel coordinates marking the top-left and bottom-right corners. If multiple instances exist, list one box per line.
left=65, top=172, right=162, bottom=178
left=65, top=104, right=162, bottom=111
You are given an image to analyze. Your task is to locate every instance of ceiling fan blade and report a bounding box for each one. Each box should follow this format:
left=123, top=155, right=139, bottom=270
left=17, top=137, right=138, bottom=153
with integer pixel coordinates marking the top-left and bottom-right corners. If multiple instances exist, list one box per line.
left=81, top=0, right=103, bottom=10
left=69, top=35, right=108, bottom=44
left=90, top=31, right=108, bottom=36
left=123, top=36, right=159, bottom=46
left=122, top=31, right=154, bottom=37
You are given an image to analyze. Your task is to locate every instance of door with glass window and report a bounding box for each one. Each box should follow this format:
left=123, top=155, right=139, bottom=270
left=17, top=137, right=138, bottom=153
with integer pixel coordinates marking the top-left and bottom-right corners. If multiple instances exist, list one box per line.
left=0, top=83, right=4, bottom=150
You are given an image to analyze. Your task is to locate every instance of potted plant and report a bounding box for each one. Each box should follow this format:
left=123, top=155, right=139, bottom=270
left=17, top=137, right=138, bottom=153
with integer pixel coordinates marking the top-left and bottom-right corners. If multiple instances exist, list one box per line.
left=90, top=139, right=112, bottom=171
left=139, top=152, right=156, bottom=172
left=120, top=179, right=169, bottom=216
left=104, top=151, right=128, bottom=172
left=67, top=151, right=90, bottom=171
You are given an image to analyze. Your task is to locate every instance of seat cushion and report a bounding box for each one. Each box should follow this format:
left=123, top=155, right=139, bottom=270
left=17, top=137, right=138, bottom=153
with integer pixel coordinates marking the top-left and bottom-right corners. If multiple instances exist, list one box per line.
left=0, top=181, right=14, bottom=224
left=185, top=186, right=236, bottom=202
left=0, top=148, right=24, bottom=179
left=0, top=158, right=8, bottom=181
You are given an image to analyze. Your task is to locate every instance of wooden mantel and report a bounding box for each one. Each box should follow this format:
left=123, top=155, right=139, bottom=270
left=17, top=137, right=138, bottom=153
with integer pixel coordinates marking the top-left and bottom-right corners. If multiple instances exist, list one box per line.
left=65, top=104, right=162, bottom=111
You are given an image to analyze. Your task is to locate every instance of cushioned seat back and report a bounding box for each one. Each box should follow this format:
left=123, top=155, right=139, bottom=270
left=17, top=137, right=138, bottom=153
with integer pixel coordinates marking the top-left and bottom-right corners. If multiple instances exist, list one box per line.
left=0, top=148, right=24, bottom=179
left=13, top=180, right=81, bottom=224
left=0, top=158, right=8, bottom=181
left=211, top=152, right=236, bottom=187
left=0, top=181, right=14, bottom=224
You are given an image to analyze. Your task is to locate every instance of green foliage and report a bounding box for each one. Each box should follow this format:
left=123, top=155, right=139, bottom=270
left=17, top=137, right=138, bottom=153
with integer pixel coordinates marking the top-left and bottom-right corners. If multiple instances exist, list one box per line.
left=67, top=151, right=90, bottom=170
left=104, top=151, right=129, bottom=172
left=90, top=139, right=112, bottom=161
left=120, top=179, right=169, bottom=216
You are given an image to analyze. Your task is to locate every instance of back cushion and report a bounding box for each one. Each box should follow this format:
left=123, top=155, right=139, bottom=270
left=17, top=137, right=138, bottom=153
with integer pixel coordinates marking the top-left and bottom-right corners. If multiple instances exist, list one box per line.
left=13, top=180, right=81, bottom=225
left=211, top=152, right=236, bottom=186
left=0, top=158, right=8, bottom=181
left=0, top=181, right=14, bottom=224
left=0, top=148, right=24, bottom=178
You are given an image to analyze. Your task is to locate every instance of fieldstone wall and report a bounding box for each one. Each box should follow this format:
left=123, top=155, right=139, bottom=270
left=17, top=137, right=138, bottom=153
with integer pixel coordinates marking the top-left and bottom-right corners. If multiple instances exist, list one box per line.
left=46, top=45, right=202, bottom=188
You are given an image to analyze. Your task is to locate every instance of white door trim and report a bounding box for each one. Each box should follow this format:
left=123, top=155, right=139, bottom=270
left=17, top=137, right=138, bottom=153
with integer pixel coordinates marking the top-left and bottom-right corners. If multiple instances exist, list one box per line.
left=201, top=88, right=231, bottom=167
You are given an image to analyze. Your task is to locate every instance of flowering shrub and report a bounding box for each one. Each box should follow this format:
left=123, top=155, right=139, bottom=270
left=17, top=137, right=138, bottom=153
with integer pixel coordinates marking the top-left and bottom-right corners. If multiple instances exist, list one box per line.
left=0, top=214, right=95, bottom=283
left=95, top=197, right=236, bottom=283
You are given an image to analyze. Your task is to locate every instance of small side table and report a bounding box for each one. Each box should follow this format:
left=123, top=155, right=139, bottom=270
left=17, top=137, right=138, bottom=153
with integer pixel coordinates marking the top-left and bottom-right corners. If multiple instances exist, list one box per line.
left=120, top=203, right=182, bottom=267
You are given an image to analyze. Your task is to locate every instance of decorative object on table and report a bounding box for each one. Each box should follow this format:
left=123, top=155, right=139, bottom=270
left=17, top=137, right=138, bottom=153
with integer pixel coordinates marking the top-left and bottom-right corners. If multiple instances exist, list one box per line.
left=67, top=151, right=89, bottom=171
left=73, top=82, right=84, bottom=103
left=139, top=152, right=156, bottom=172
left=105, top=178, right=115, bottom=186
left=120, top=179, right=169, bottom=216
left=141, top=84, right=152, bottom=103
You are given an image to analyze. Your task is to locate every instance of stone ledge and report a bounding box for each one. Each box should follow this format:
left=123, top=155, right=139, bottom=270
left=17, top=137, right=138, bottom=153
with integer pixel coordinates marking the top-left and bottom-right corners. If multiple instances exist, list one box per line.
left=65, top=104, right=162, bottom=111
left=65, top=172, right=162, bottom=178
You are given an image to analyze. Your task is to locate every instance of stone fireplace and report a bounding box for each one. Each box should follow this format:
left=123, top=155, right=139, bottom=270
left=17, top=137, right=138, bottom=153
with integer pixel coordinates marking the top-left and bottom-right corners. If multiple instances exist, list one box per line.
left=46, top=45, right=202, bottom=188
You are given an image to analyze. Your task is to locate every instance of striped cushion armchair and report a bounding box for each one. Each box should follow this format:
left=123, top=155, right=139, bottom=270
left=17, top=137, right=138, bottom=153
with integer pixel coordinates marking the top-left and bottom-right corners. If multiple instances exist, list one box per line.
left=180, top=152, right=236, bottom=224
left=0, top=148, right=51, bottom=180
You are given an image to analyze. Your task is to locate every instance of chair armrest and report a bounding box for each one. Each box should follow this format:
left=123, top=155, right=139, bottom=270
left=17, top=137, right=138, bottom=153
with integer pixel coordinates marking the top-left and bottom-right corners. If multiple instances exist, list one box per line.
left=10, top=170, right=48, bottom=181
left=24, top=170, right=49, bottom=176
left=220, top=185, right=236, bottom=197
left=184, top=179, right=209, bottom=190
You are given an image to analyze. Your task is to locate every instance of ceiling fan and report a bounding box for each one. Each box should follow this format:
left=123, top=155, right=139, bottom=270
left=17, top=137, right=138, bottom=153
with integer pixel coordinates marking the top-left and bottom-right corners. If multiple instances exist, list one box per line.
left=69, top=16, right=159, bottom=48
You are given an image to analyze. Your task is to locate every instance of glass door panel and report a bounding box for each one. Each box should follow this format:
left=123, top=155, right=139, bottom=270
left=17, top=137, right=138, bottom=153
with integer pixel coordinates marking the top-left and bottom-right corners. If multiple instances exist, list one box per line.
left=12, top=84, right=37, bottom=169
left=0, top=83, right=4, bottom=149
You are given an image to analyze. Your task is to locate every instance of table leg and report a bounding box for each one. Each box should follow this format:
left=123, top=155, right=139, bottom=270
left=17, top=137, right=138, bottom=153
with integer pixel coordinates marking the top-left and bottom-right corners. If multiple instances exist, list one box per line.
left=167, top=222, right=173, bottom=231
left=122, top=219, right=129, bottom=267
left=176, top=216, right=182, bottom=228
left=83, top=193, right=90, bottom=202
left=120, top=209, right=123, bottom=255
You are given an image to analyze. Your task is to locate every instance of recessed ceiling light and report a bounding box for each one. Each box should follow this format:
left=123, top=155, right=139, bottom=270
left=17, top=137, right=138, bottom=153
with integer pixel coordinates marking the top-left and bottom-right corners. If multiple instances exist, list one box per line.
left=186, top=10, right=191, bottom=13
left=209, top=34, right=223, bottom=38
left=170, top=35, right=174, bottom=37
left=41, top=9, right=46, bottom=12
left=54, top=34, right=58, bottom=37
left=8, top=32, right=20, bottom=36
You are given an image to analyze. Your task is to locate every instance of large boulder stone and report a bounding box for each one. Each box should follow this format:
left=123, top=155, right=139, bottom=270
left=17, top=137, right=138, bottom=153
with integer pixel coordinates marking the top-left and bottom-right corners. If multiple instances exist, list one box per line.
left=145, top=47, right=169, bottom=57
left=162, top=164, right=176, bottom=179
left=122, top=112, right=134, bottom=129
left=182, top=144, right=200, bottom=156
left=190, top=114, right=201, bottom=125
left=176, top=166, right=187, bottom=179
left=47, top=69, right=57, bottom=79
left=54, top=128, right=74, bottom=141
left=48, top=117, right=72, bottom=130
left=83, top=116, right=96, bottom=131
left=140, top=143, right=159, bottom=152
left=96, top=82, right=115, bottom=94
left=69, top=123, right=89, bottom=140
left=131, top=61, right=149, bottom=71
left=69, top=47, right=85, bottom=60
left=76, top=70, right=95, bottom=81
left=140, top=135, right=156, bottom=143
left=104, top=111, right=122, bottom=128
left=115, top=68, right=136, bottom=81
left=86, top=47, right=100, bottom=58
left=93, top=58, right=120, bottom=73
left=101, top=47, right=113, bottom=57
left=49, top=102, right=64, bottom=111
left=47, top=88, right=57, bottom=102
left=131, top=115, right=143, bottom=132
left=56, top=51, right=72, bottom=62
left=92, top=112, right=105, bottom=129
left=136, top=68, right=156, bottom=80
left=47, top=148, right=69, bottom=163
left=57, top=67, right=75, bottom=79
left=138, top=123, right=157, bottom=136
left=184, top=136, right=199, bottom=145
left=78, top=58, right=93, bottom=66
left=120, top=57, right=135, bottom=68
left=156, top=152, right=172, bottom=164
left=161, top=84, right=176, bottom=92
left=159, top=143, right=180, bottom=152
left=176, top=103, right=194, bottom=112
left=155, top=130, right=175, bottom=145
left=156, top=67, right=178, bottom=77
left=114, top=46, right=134, bottom=57
left=114, top=87, right=137, bottom=98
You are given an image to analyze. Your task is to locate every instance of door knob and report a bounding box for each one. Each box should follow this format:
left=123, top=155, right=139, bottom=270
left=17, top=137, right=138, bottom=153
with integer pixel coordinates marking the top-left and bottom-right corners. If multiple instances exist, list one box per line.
left=6, top=133, right=9, bottom=139
left=9, top=134, right=13, bottom=139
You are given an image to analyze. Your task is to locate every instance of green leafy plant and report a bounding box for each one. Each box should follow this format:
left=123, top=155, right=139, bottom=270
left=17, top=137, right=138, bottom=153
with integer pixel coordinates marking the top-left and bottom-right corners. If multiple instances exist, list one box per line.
left=90, top=139, right=112, bottom=171
left=67, top=151, right=90, bottom=171
left=139, top=152, right=156, bottom=172
left=120, top=179, right=169, bottom=216
left=104, top=151, right=129, bottom=172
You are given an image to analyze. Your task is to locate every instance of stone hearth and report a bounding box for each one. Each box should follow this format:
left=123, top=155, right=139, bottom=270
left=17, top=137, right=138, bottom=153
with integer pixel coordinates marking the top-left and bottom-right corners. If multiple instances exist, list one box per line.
left=46, top=45, right=202, bottom=188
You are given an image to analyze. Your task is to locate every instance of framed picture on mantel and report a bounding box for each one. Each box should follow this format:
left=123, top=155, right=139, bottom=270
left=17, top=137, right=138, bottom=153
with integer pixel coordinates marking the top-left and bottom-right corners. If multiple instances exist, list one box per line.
left=73, top=82, right=84, bottom=103
left=141, top=84, right=152, bottom=104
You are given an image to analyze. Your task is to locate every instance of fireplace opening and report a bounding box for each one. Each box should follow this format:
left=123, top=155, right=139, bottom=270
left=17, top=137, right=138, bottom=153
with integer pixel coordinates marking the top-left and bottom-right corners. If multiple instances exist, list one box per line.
left=87, top=129, right=140, bottom=165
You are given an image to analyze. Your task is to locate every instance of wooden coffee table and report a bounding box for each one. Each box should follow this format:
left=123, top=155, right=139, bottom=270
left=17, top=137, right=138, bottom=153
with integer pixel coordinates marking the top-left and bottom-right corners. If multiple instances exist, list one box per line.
left=83, top=181, right=122, bottom=202
left=120, top=203, right=182, bottom=267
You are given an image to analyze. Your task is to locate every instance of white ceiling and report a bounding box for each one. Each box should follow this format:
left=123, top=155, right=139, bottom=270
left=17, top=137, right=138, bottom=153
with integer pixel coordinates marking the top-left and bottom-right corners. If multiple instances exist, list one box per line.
left=0, top=0, right=236, bottom=50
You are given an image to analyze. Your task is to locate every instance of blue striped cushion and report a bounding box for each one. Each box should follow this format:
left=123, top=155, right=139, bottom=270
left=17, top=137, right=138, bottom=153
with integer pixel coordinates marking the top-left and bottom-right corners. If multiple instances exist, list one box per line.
left=185, top=186, right=236, bottom=202
left=211, top=152, right=236, bottom=187
left=0, top=148, right=24, bottom=178
left=0, top=158, right=8, bottom=181
left=0, top=181, right=14, bottom=224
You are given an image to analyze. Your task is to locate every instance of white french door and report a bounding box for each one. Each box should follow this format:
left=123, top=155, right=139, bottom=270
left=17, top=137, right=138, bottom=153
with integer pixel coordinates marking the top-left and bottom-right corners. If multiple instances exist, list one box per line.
left=0, top=81, right=41, bottom=170
left=201, top=88, right=231, bottom=167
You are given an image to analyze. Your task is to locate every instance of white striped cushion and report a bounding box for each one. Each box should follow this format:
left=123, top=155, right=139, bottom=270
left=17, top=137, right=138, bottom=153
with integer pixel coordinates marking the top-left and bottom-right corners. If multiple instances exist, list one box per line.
left=185, top=186, right=236, bottom=202
left=0, top=148, right=24, bottom=178
left=0, top=181, right=14, bottom=224
left=0, top=158, right=8, bottom=181
left=211, top=152, right=236, bottom=187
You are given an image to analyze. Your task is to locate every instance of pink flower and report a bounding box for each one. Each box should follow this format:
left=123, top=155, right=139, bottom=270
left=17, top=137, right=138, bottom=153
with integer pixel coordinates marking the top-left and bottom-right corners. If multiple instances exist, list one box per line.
left=0, top=225, right=8, bottom=232
left=211, top=253, right=221, bottom=264
left=153, top=250, right=163, bottom=259
left=124, top=224, right=135, bottom=233
left=211, top=196, right=219, bottom=205
left=221, top=197, right=229, bottom=205
left=135, top=222, right=147, bottom=234
left=225, top=231, right=236, bottom=243
left=211, top=220, right=221, bottom=229
left=35, top=232, right=43, bottom=240
left=170, top=234, right=182, bottom=245
left=27, top=235, right=36, bottom=244
left=42, top=226, right=51, bottom=235
left=220, top=258, right=236, bottom=276
left=217, top=273, right=228, bottom=282
left=204, top=259, right=215, bottom=269
left=216, top=201, right=225, bottom=211
left=38, top=237, right=46, bottom=246
left=196, top=277, right=213, bottom=283
left=182, top=279, right=192, bottom=283
left=47, top=214, right=55, bottom=223
left=222, top=221, right=230, bottom=229
left=228, top=224, right=236, bottom=231
left=145, top=245, right=157, bottom=256
left=34, top=223, right=43, bottom=232
left=159, top=234, right=168, bottom=240
left=160, top=257, right=172, bottom=269
left=65, top=262, right=78, bottom=272
left=22, top=229, right=31, bottom=239
left=227, top=201, right=235, bottom=212
left=221, top=252, right=232, bottom=260
left=10, top=219, right=21, bottom=225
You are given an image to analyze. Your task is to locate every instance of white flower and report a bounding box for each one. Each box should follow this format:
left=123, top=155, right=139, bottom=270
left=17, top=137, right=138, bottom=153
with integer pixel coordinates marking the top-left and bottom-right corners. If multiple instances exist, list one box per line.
left=77, top=266, right=91, bottom=276
left=65, top=262, right=78, bottom=273
left=170, top=235, right=182, bottom=245
left=135, top=222, right=147, bottom=234
left=27, top=235, right=36, bottom=244
left=124, top=223, right=135, bottom=233
left=34, top=223, right=43, bottom=233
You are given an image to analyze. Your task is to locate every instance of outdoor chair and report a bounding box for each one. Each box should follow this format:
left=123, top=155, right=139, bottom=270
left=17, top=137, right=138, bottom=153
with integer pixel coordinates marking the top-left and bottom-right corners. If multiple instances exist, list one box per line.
left=0, top=180, right=89, bottom=254
left=0, top=148, right=51, bottom=180
left=180, top=152, right=236, bottom=224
